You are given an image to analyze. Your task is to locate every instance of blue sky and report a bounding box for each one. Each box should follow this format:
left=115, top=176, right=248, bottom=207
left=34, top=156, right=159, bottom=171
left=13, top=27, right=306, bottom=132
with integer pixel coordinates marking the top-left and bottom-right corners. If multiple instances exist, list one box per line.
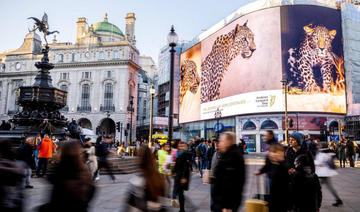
left=0, top=0, right=253, bottom=64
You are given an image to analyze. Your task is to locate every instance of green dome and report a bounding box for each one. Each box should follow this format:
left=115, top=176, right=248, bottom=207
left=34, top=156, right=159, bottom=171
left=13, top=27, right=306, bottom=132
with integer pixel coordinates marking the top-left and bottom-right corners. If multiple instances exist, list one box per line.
left=93, top=21, right=124, bottom=37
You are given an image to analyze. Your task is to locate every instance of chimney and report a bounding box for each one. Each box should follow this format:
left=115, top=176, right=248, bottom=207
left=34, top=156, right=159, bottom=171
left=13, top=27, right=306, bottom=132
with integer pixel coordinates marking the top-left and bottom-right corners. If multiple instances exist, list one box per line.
left=76, top=17, right=87, bottom=44
left=125, top=13, right=136, bottom=45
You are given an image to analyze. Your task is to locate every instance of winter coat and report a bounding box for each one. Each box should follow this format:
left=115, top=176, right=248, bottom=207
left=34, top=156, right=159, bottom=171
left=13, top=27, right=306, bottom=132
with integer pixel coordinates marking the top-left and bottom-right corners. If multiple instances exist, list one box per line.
left=213, top=145, right=245, bottom=210
left=37, top=138, right=55, bottom=158
left=346, top=141, right=355, bottom=156
left=315, top=151, right=337, bottom=177
left=95, top=141, right=110, bottom=161
left=174, top=151, right=192, bottom=191
left=285, top=146, right=315, bottom=173
left=157, top=149, right=169, bottom=175
left=269, top=162, right=290, bottom=212
left=17, top=143, right=34, bottom=168
left=338, top=142, right=346, bottom=160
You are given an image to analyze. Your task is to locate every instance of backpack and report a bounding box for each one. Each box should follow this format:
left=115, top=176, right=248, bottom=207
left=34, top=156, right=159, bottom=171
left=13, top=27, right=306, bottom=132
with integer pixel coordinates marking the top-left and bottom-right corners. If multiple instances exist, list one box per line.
left=196, top=145, right=204, bottom=158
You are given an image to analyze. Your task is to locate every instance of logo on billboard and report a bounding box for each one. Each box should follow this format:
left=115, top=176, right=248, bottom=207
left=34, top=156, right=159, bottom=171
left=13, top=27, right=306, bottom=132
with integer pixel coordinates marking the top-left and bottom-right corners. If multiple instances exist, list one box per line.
left=269, top=95, right=276, bottom=107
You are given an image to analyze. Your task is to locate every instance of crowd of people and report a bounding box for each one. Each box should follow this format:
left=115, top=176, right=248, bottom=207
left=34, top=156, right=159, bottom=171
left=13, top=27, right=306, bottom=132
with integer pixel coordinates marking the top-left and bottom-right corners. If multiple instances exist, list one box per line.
left=0, top=128, right=357, bottom=212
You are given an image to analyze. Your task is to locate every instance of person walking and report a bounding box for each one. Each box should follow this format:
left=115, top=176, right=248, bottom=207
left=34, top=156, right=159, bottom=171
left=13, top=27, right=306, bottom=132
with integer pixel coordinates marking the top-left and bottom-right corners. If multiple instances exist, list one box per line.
left=338, top=139, right=347, bottom=168
left=189, top=138, right=198, bottom=171
left=314, top=144, right=343, bottom=207
left=255, top=144, right=290, bottom=212
left=206, top=140, right=215, bottom=169
left=34, top=133, right=41, bottom=171
left=36, top=134, right=55, bottom=177
left=213, top=132, right=245, bottom=212
left=196, top=139, right=207, bottom=178
left=84, top=138, right=98, bottom=179
left=39, top=141, right=95, bottom=212
left=174, top=141, right=192, bottom=212
left=210, top=139, right=221, bottom=212
left=17, top=137, right=35, bottom=189
left=353, top=141, right=359, bottom=167
left=122, top=146, right=166, bottom=211
left=346, top=139, right=355, bottom=167
left=94, top=135, right=116, bottom=182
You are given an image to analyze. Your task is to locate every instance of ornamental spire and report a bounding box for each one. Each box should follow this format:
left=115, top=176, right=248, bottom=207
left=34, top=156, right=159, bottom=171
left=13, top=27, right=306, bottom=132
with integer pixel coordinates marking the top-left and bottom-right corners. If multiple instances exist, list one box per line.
left=104, top=13, right=108, bottom=22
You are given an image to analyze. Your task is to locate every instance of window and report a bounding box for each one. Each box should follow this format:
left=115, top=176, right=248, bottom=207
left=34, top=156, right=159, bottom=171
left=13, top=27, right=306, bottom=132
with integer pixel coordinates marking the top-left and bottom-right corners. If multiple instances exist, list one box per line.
left=104, top=83, right=113, bottom=107
left=106, top=71, right=113, bottom=78
left=113, top=50, right=119, bottom=59
left=243, top=121, right=256, bottom=130
left=260, top=120, right=278, bottom=130
left=72, top=53, right=77, bottom=62
left=81, top=84, right=90, bottom=107
left=60, top=73, right=69, bottom=80
left=58, top=54, right=64, bottom=62
left=82, top=72, right=92, bottom=79
left=99, top=51, right=105, bottom=60
left=60, top=84, right=68, bottom=91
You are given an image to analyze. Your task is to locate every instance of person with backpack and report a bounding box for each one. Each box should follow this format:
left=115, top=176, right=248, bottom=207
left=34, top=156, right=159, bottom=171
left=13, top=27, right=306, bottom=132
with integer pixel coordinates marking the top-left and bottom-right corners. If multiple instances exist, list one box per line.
left=314, top=144, right=343, bottom=207
left=338, top=139, right=347, bottom=168
left=196, top=139, right=207, bottom=178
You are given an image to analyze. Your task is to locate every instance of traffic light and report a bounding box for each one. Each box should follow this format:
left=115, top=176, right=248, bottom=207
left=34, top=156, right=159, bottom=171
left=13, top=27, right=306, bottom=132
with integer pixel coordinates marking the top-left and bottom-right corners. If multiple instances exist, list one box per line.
left=116, top=122, right=120, bottom=132
left=288, top=118, right=294, bottom=128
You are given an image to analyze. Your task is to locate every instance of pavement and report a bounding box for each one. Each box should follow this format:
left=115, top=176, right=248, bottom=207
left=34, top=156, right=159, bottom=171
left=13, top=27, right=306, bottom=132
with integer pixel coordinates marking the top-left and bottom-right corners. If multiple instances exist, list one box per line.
left=24, top=158, right=360, bottom=212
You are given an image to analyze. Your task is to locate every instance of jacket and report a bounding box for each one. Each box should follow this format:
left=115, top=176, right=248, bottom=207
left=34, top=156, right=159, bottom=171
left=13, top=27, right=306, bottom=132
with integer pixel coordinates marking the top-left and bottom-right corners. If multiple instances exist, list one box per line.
left=285, top=146, right=315, bottom=173
left=37, top=138, right=55, bottom=158
left=213, top=145, right=245, bottom=210
left=315, top=151, right=337, bottom=177
left=174, top=151, right=192, bottom=191
left=16, top=143, right=34, bottom=167
left=269, top=162, right=290, bottom=212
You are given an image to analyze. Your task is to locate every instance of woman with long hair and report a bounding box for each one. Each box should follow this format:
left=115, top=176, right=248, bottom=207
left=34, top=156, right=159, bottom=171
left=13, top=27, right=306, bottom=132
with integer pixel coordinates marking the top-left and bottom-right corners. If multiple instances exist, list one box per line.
left=39, top=140, right=95, bottom=212
left=123, top=146, right=166, bottom=211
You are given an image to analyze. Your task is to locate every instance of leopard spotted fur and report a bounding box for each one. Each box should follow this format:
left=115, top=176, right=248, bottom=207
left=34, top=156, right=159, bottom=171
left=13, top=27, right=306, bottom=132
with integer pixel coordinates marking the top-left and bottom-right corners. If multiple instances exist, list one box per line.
left=179, top=59, right=200, bottom=105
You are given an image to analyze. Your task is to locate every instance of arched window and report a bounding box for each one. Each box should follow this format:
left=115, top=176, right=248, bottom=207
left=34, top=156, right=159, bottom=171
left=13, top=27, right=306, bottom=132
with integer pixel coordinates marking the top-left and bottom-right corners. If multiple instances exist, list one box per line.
left=104, top=83, right=113, bottom=108
left=58, top=54, right=63, bottom=62
left=243, top=121, right=256, bottom=130
left=113, top=50, right=119, bottom=59
left=260, top=120, right=278, bottom=130
left=60, top=84, right=68, bottom=91
left=99, top=51, right=105, bottom=60
left=72, top=53, right=77, bottom=62
left=81, top=84, right=90, bottom=107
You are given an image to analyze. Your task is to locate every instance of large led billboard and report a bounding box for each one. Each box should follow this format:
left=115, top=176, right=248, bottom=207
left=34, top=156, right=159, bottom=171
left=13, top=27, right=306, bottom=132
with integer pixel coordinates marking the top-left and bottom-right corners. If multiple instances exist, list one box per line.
left=179, top=5, right=346, bottom=123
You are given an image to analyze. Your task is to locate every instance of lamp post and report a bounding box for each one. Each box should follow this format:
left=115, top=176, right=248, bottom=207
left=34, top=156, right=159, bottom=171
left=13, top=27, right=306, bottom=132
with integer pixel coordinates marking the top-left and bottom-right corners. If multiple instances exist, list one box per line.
left=281, top=80, right=289, bottom=144
left=214, top=108, right=222, bottom=138
left=167, top=25, right=178, bottom=143
left=149, top=85, right=156, bottom=147
left=128, top=96, right=134, bottom=145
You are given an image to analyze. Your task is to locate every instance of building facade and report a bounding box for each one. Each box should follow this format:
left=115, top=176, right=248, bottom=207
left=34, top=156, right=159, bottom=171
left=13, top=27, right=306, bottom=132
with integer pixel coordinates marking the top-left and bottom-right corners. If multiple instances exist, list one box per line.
left=0, top=13, right=141, bottom=142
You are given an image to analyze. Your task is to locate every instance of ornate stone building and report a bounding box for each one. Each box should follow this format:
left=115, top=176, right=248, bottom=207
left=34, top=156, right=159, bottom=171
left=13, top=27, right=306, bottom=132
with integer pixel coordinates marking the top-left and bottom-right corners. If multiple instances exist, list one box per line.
left=0, top=13, right=141, bottom=142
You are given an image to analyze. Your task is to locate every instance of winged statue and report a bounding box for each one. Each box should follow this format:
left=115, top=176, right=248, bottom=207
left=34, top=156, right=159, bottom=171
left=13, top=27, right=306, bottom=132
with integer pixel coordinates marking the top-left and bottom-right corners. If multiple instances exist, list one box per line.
left=28, top=13, right=59, bottom=45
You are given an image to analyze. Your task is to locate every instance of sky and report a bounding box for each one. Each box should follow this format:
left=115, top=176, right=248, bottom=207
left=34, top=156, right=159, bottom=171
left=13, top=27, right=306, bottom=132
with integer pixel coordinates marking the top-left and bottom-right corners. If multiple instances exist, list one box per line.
left=0, top=0, right=253, bottom=65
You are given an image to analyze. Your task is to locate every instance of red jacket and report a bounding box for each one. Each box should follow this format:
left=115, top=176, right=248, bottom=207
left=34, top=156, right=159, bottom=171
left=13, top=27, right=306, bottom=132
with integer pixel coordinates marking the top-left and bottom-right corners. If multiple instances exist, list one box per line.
left=37, top=137, right=55, bottom=158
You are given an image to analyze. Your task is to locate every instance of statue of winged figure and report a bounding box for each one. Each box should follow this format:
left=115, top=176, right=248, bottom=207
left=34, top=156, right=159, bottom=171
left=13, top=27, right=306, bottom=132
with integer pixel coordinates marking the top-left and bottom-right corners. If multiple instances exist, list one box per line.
left=28, top=13, right=59, bottom=45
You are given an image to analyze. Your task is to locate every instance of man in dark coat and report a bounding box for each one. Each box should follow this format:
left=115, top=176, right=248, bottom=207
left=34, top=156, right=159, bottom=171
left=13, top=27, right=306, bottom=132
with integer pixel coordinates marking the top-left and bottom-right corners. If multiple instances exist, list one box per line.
left=213, top=132, right=245, bottom=212
left=346, top=139, right=355, bottom=167
left=174, top=141, right=192, bottom=212
left=17, top=137, right=35, bottom=188
left=94, top=135, right=116, bottom=182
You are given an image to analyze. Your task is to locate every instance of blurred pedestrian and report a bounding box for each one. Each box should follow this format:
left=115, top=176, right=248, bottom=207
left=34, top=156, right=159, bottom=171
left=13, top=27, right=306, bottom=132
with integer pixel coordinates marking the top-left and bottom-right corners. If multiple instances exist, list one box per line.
left=238, top=138, right=247, bottom=154
left=174, top=141, right=192, bottom=212
left=170, top=139, right=180, bottom=207
left=213, top=132, right=245, bottom=212
left=255, top=144, right=290, bottom=212
left=206, top=140, right=215, bottom=169
left=17, top=137, right=35, bottom=189
left=36, top=134, right=55, bottom=177
left=39, top=141, right=95, bottom=212
left=210, top=139, right=221, bottom=212
left=157, top=142, right=171, bottom=198
left=346, top=139, right=355, bottom=167
left=84, top=138, right=98, bottom=179
left=338, top=139, right=347, bottom=168
left=353, top=141, right=359, bottom=167
left=315, top=144, right=342, bottom=207
left=94, top=135, right=116, bottom=182
left=34, top=133, right=41, bottom=171
left=0, top=139, right=25, bottom=212
left=122, top=146, right=166, bottom=211
left=189, top=139, right=197, bottom=171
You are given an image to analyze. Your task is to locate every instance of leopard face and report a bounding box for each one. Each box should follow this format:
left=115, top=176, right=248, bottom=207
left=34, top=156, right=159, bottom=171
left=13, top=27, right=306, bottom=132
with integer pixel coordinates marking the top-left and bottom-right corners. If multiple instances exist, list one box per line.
left=232, top=23, right=256, bottom=59
left=180, top=60, right=200, bottom=105
left=303, top=25, right=336, bottom=59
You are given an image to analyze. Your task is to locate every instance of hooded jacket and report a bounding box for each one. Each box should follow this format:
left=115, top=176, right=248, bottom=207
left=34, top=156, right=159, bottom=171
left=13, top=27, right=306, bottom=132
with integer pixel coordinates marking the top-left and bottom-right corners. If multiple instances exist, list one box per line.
left=37, top=137, right=55, bottom=158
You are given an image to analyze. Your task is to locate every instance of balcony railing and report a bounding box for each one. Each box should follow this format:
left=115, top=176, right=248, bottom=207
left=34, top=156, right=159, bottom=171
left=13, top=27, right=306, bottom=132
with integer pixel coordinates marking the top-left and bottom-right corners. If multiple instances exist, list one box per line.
left=77, top=105, right=91, bottom=112
left=60, top=106, right=69, bottom=112
left=100, top=104, right=115, bottom=112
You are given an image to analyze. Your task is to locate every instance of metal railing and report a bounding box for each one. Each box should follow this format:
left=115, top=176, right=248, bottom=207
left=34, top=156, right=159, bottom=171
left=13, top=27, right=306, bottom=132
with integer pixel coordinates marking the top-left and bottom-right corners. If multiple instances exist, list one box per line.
left=77, top=105, right=91, bottom=112
left=100, top=104, right=115, bottom=112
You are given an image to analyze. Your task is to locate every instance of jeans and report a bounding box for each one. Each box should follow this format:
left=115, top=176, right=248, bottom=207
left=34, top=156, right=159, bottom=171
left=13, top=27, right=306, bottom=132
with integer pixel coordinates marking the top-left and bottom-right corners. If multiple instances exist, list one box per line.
left=25, top=167, right=32, bottom=186
left=172, top=178, right=178, bottom=200
left=199, top=158, right=205, bottom=177
left=354, top=153, right=359, bottom=166
left=320, top=177, right=341, bottom=201
left=36, top=158, right=48, bottom=177
left=34, top=156, right=39, bottom=170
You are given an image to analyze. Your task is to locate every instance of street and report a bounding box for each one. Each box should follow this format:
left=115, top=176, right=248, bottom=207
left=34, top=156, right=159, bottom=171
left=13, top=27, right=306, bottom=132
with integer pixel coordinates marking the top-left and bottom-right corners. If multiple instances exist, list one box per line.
left=24, top=158, right=360, bottom=212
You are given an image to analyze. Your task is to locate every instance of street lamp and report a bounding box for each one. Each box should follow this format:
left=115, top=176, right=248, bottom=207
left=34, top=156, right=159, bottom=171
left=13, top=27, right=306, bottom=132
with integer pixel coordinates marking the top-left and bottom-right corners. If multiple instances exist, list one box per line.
left=214, top=108, right=222, bottom=138
left=149, top=85, right=156, bottom=147
left=167, top=25, right=178, bottom=143
left=281, top=80, right=289, bottom=144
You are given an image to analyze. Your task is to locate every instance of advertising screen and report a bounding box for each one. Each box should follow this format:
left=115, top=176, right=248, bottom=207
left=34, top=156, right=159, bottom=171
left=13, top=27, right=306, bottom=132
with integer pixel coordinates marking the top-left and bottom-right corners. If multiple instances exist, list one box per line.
left=179, top=5, right=346, bottom=123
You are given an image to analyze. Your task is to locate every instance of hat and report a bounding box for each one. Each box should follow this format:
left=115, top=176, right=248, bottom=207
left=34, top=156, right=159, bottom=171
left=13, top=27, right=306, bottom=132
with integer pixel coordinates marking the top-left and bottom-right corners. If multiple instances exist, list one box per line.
left=290, top=132, right=305, bottom=146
